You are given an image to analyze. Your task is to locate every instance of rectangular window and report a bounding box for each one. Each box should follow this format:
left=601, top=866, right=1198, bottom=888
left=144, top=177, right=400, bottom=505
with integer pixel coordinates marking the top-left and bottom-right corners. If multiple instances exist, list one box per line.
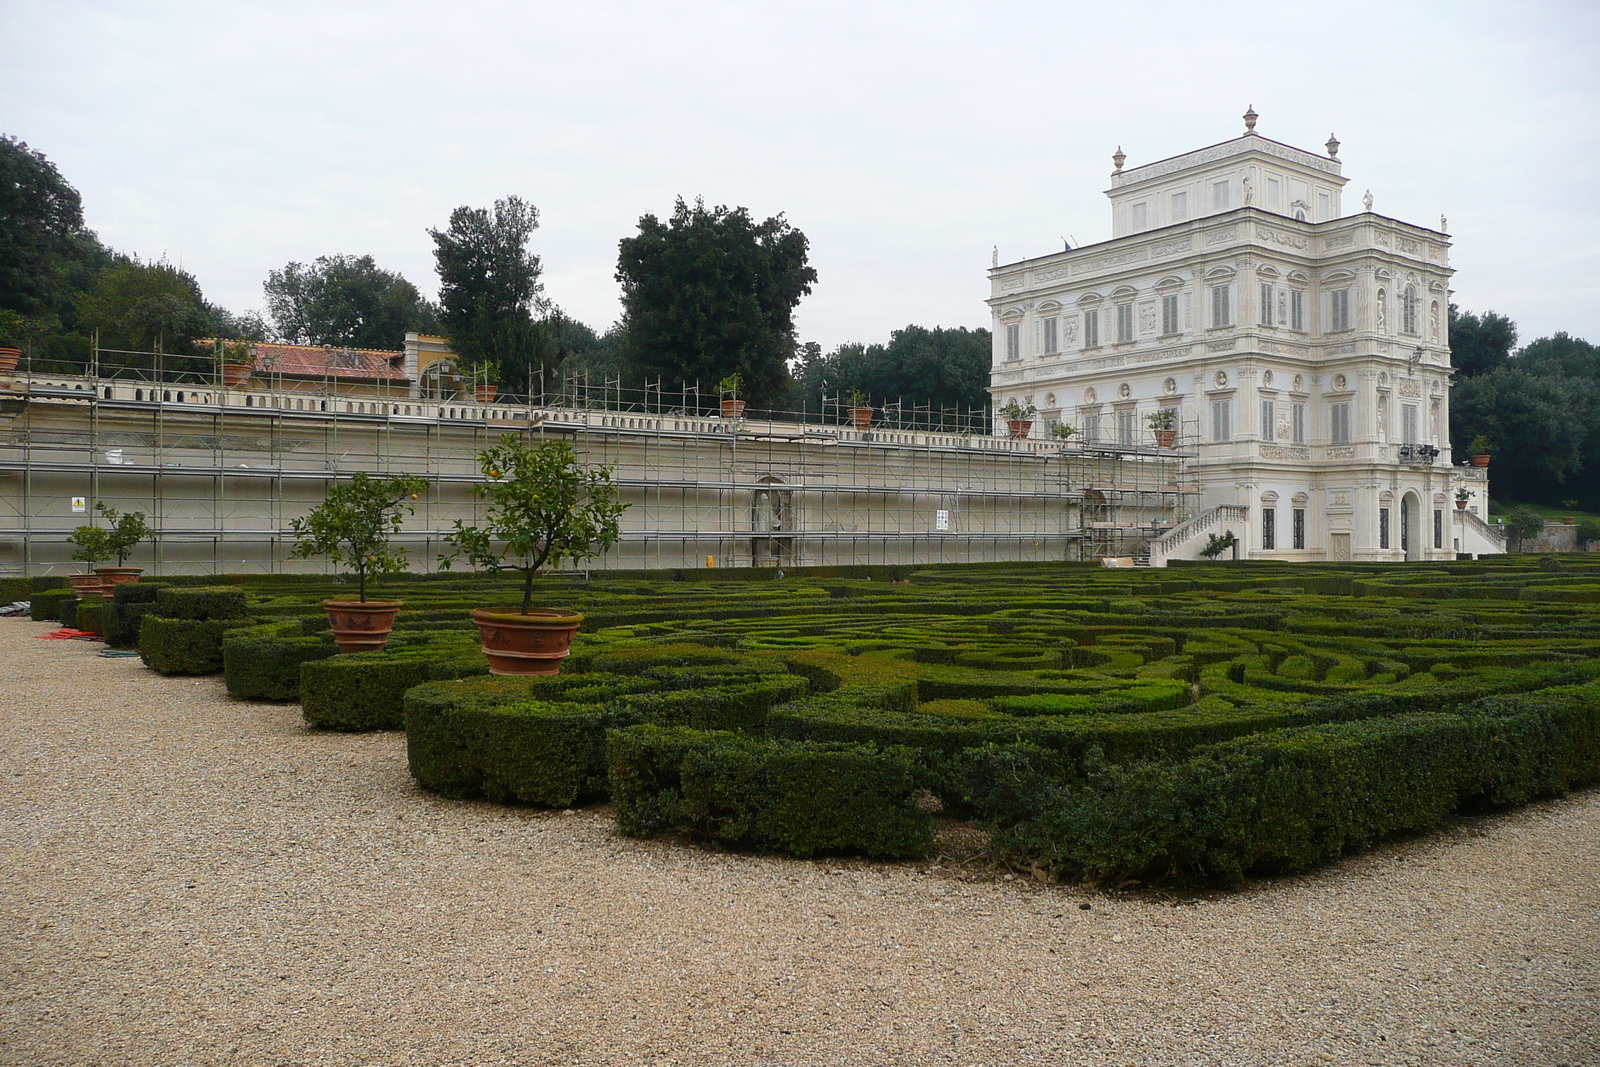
left=1291, top=290, right=1306, bottom=331
left=1042, top=317, right=1058, bottom=355
left=1171, top=191, right=1188, bottom=222
left=1401, top=404, right=1418, bottom=445
left=1293, top=508, right=1306, bottom=550
left=1131, top=202, right=1148, bottom=230
left=1380, top=508, right=1391, bottom=550
left=1260, top=399, right=1274, bottom=440
left=1330, top=401, right=1351, bottom=444
left=1262, top=508, right=1276, bottom=550
left=1260, top=283, right=1274, bottom=326
left=1082, top=412, right=1101, bottom=444
left=1211, top=399, right=1231, bottom=442
left=1292, top=402, right=1305, bottom=443
left=1267, top=177, right=1281, bottom=209
left=1161, top=294, right=1179, bottom=335
left=1318, top=191, right=1331, bottom=220
left=1083, top=309, right=1099, bottom=348
left=1117, top=410, right=1135, bottom=446
left=1005, top=323, right=1020, bottom=360
left=1433, top=509, right=1443, bottom=549
left=1213, top=181, right=1229, bottom=211
left=1211, top=285, right=1231, bottom=327
left=1116, top=303, right=1133, bottom=343
left=1329, top=288, right=1351, bottom=332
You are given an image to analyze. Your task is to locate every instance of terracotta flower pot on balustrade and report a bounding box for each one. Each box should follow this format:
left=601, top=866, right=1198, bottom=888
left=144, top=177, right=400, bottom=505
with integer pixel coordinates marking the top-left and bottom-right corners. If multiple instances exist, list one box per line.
left=1154, top=429, right=1177, bottom=449
left=849, top=407, right=874, bottom=430
left=475, top=384, right=498, bottom=403
left=1471, top=454, right=1490, bottom=467
left=720, top=399, right=746, bottom=419
left=1455, top=500, right=1467, bottom=510
left=1007, top=419, right=1033, bottom=440
left=0, top=348, right=20, bottom=374
left=470, top=608, right=583, bottom=675
left=322, top=600, right=401, bottom=654
left=222, top=363, right=253, bottom=388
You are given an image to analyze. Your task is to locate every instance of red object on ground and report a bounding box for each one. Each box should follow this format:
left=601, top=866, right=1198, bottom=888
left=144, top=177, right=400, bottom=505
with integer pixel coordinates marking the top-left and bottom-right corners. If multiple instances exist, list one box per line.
left=35, top=628, right=99, bottom=640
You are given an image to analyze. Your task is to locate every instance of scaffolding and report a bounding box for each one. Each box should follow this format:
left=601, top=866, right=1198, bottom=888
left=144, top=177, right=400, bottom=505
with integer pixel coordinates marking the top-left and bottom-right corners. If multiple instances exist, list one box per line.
left=0, top=344, right=1199, bottom=576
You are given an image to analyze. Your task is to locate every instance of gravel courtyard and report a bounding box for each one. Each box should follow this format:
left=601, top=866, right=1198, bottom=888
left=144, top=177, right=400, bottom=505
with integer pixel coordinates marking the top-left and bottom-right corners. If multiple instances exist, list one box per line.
left=2, top=619, right=1596, bottom=1067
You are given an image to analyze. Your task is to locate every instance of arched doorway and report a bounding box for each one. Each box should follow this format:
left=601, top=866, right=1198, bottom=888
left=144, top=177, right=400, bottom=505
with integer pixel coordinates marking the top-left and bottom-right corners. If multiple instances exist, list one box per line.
left=1401, top=491, right=1421, bottom=561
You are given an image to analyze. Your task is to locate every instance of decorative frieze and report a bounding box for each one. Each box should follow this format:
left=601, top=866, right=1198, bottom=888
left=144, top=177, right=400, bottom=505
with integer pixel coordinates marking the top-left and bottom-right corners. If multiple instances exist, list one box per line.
left=1260, top=445, right=1311, bottom=461
left=1033, top=266, right=1070, bottom=284
left=1207, top=339, right=1236, bottom=352
left=1206, top=227, right=1237, bottom=246
left=1151, top=238, right=1192, bottom=257
left=1071, top=248, right=1148, bottom=276
left=1323, top=233, right=1355, bottom=250
left=1256, top=227, right=1310, bottom=251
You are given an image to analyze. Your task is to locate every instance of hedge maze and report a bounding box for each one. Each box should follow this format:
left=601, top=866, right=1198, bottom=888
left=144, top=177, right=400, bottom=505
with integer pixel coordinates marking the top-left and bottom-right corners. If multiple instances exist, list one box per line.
left=20, top=557, right=1600, bottom=884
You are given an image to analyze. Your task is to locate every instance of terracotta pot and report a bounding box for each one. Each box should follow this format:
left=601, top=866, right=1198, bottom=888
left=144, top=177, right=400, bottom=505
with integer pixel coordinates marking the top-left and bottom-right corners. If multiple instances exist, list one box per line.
left=322, top=600, right=401, bottom=654
left=94, top=566, right=144, bottom=591
left=1455, top=500, right=1467, bottom=510
left=70, top=572, right=107, bottom=598
left=849, top=407, right=874, bottom=430
left=1471, top=454, right=1490, bottom=467
left=222, top=363, right=253, bottom=388
left=0, top=347, right=19, bottom=374
left=475, top=384, right=497, bottom=403
left=1564, top=517, right=1575, bottom=525
left=1007, top=419, right=1033, bottom=440
left=720, top=398, right=746, bottom=419
left=1154, top=429, right=1177, bottom=448
left=471, top=608, right=583, bottom=676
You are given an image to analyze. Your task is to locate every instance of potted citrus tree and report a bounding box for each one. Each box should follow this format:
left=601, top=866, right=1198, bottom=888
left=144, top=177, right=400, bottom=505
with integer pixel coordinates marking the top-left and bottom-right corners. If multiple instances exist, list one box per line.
left=290, top=471, right=429, bottom=653
left=92, top=503, right=153, bottom=589
left=847, top=389, right=874, bottom=430
left=1049, top=421, right=1078, bottom=447
left=66, top=522, right=113, bottom=598
left=220, top=340, right=254, bottom=388
left=1146, top=408, right=1177, bottom=448
left=1467, top=434, right=1492, bottom=467
left=474, top=361, right=500, bottom=403
left=717, top=373, right=745, bottom=419
left=442, top=435, right=626, bottom=675
left=998, top=398, right=1035, bottom=439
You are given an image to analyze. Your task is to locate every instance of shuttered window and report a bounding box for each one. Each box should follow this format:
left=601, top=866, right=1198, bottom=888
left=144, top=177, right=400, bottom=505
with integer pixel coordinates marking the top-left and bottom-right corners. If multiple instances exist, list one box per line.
left=1211, top=285, right=1231, bottom=327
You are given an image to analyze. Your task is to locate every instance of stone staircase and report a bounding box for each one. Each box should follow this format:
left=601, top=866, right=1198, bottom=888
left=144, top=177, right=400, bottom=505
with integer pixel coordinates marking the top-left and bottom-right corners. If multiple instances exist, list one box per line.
left=1147, top=504, right=1250, bottom=567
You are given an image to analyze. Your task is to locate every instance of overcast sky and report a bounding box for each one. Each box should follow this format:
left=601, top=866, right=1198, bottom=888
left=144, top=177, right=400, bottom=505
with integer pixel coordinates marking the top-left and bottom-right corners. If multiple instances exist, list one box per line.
left=5, top=0, right=1597, bottom=351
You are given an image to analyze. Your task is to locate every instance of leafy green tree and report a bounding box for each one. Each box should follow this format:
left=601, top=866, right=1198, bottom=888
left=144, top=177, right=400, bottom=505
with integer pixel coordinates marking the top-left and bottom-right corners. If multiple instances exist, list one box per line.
left=1448, top=305, right=1516, bottom=378
left=67, top=524, right=112, bottom=568
left=290, top=472, right=429, bottom=602
left=1503, top=505, right=1546, bottom=549
left=442, top=437, right=626, bottom=615
left=1451, top=369, right=1591, bottom=493
left=789, top=325, right=991, bottom=421
left=430, top=195, right=544, bottom=382
left=616, top=198, right=815, bottom=411
left=76, top=257, right=215, bottom=356
left=264, top=254, right=438, bottom=349
left=95, top=503, right=153, bottom=565
left=0, top=135, right=86, bottom=321
left=1518, top=332, right=1600, bottom=379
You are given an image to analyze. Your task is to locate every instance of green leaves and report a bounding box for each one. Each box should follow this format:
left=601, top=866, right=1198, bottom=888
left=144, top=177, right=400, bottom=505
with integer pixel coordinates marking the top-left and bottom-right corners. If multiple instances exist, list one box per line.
left=67, top=523, right=112, bottom=565
left=289, top=472, right=429, bottom=602
left=263, top=254, right=438, bottom=349
left=616, top=198, right=815, bottom=411
left=68, top=502, right=152, bottom=565
left=441, top=436, right=627, bottom=614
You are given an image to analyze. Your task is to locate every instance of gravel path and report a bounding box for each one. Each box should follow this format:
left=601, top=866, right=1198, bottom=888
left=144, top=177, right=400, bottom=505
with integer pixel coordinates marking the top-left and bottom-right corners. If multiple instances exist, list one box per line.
left=2, top=620, right=1597, bottom=1067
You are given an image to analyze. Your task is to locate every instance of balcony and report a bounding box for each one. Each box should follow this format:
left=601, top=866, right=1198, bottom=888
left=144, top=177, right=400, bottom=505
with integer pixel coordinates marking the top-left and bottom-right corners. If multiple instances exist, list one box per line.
left=1396, top=443, right=1440, bottom=466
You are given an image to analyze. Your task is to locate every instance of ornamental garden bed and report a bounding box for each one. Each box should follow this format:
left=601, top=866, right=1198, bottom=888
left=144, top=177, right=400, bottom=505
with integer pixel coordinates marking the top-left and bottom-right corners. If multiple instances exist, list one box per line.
left=25, top=556, right=1600, bottom=884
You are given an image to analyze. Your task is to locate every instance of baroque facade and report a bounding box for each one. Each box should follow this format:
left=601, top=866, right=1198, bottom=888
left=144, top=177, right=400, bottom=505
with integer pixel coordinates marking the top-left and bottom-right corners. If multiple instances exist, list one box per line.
left=987, top=108, right=1503, bottom=563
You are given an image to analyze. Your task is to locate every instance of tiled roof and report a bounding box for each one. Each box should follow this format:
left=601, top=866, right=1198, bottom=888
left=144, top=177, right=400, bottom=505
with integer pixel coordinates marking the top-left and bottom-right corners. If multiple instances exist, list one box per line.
left=239, top=343, right=410, bottom=382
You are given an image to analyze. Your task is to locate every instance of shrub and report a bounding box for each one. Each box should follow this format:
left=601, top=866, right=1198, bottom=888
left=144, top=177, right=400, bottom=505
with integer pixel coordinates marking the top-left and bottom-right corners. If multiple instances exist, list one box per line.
left=155, top=586, right=250, bottom=621
left=223, top=621, right=338, bottom=701
left=138, top=616, right=254, bottom=675
left=607, top=724, right=933, bottom=859
left=104, top=581, right=171, bottom=648
left=300, top=640, right=489, bottom=730
left=0, top=577, right=30, bottom=603
left=75, top=595, right=109, bottom=635
left=30, top=588, right=73, bottom=622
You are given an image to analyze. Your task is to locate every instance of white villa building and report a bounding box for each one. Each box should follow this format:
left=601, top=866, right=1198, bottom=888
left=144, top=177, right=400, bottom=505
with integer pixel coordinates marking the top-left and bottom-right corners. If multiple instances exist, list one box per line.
left=987, top=108, right=1504, bottom=564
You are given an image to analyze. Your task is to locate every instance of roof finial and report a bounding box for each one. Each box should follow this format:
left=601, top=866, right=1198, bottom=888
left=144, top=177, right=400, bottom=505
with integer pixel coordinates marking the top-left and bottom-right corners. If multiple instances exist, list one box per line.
left=1325, top=133, right=1340, bottom=159
left=1111, top=145, right=1126, bottom=175
left=1243, top=105, right=1258, bottom=133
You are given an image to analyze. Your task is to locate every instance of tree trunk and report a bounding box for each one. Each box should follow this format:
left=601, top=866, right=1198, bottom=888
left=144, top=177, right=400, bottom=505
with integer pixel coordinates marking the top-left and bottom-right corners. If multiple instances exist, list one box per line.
left=521, top=568, right=535, bottom=615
